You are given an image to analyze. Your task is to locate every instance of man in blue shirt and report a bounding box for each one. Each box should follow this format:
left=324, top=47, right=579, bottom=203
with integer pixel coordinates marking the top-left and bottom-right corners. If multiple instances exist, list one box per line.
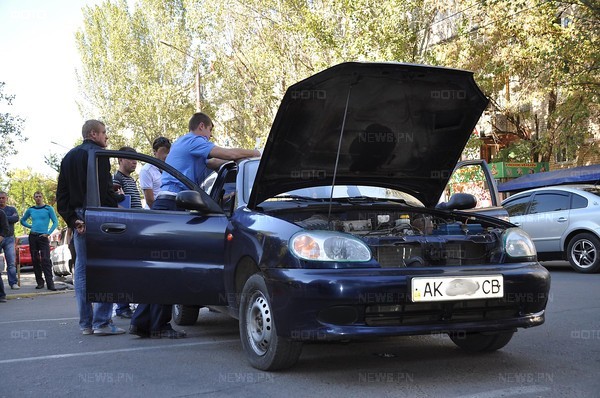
left=20, top=191, right=59, bottom=290
left=0, top=191, right=20, bottom=289
left=130, top=112, right=260, bottom=339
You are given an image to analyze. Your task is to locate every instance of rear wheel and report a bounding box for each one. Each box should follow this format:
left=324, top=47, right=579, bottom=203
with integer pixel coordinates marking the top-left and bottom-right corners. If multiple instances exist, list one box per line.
left=567, top=233, right=600, bottom=273
left=449, top=331, right=514, bottom=352
left=172, top=304, right=200, bottom=326
left=239, top=274, right=303, bottom=370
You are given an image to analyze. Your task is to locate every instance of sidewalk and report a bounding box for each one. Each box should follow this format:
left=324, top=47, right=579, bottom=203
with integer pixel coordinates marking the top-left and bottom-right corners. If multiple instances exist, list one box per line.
left=4, top=269, right=73, bottom=299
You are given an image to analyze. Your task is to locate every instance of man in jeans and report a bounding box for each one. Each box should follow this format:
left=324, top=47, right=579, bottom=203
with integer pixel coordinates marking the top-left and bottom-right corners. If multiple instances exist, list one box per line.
left=20, top=192, right=59, bottom=290
left=0, top=191, right=19, bottom=290
left=56, top=119, right=126, bottom=336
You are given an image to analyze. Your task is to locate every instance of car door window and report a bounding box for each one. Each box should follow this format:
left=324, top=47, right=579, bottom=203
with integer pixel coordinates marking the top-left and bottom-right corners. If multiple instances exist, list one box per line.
left=571, top=193, right=587, bottom=210
left=504, top=195, right=531, bottom=216
left=443, top=163, right=495, bottom=208
left=528, top=193, right=569, bottom=214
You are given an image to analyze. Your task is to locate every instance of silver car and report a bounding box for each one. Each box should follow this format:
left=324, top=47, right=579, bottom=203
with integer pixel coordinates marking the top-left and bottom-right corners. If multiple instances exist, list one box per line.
left=502, top=184, right=600, bottom=273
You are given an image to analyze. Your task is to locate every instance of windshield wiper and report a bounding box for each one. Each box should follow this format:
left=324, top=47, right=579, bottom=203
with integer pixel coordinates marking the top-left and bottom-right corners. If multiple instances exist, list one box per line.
left=275, top=195, right=327, bottom=202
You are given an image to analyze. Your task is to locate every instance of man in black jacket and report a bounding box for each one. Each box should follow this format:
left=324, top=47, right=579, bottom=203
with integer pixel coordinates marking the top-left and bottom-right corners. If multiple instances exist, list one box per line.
left=56, top=119, right=125, bottom=336
left=0, top=208, right=9, bottom=302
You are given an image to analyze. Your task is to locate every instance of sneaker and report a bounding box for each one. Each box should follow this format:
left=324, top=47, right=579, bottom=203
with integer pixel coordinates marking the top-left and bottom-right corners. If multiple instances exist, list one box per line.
left=150, top=328, right=186, bottom=339
left=35, top=284, right=44, bottom=289
left=10, top=284, right=20, bottom=290
left=82, top=328, right=94, bottom=335
left=0, top=297, right=6, bottom=303
left=93, top=324, right=126, bottom=336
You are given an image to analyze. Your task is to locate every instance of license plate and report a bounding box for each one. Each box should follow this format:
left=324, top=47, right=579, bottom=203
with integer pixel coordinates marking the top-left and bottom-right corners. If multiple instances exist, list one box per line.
left=411, top=275, right=503, bottom=302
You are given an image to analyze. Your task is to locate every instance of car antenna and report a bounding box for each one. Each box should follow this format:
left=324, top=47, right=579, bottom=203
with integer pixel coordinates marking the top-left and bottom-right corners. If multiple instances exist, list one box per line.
left=327, top=86, right=353, bottom=227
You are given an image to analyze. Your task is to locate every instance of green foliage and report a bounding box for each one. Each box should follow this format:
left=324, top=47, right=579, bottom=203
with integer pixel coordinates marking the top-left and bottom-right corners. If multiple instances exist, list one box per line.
left=0, top=82, right=27, bottom=174
left=492, top=140, right=534, bottom=163
left=75, top=0, right=598, bottom=165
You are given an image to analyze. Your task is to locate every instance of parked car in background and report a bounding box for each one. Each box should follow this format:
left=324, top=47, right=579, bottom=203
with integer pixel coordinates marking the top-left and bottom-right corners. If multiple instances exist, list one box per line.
left=51, top=228, right=74, bottom=277
left=86, top=62, right=550, bottom=370
left=502, top=184, right=600, bottom=273
left=15, top=235, right=32, bottom=270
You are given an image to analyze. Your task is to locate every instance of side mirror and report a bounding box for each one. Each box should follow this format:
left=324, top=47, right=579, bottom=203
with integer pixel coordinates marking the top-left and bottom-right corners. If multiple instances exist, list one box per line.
left=176, top=190, right=212, bottom=212
left=436, top=193, right=477, bottom=211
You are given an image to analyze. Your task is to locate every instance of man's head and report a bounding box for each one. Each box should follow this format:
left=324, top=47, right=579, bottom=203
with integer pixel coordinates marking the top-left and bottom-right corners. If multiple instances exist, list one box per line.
left=152, top=137, right=171, bottom=161
left=0, top=191, right=8, bottom=208
left=189, top=112, right=214, bottom=139
left=118, top=146, right=138, bottom=176
left=33, top=191, right=44, bottom=206
left=82, top=120, right=108, bottom=148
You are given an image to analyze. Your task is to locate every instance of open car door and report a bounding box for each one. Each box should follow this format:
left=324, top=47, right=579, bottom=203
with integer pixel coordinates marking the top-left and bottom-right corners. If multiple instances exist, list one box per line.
left=85, top=150, right=229, bottom=306
left=440, top=159, right=509, bottom=221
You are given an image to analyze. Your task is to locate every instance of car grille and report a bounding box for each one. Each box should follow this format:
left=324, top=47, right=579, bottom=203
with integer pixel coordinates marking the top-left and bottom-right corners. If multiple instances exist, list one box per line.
left=374, top=241, right=489, bottom=267
left=364, top=299, right=520, bottom=326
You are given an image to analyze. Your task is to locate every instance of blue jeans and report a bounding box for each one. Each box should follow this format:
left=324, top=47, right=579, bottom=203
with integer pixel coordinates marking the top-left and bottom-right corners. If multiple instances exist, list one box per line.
left=74, top=230, right=113, bottom=330
left=0, top=236, right=17, bottom=286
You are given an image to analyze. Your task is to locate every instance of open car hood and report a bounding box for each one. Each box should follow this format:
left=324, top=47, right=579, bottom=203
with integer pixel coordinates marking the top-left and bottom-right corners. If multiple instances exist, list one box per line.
left=248, top=62, right=489, bottom=209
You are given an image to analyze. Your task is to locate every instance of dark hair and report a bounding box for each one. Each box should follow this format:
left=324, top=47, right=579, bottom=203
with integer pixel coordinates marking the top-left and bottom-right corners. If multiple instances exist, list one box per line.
left=118, top=146, right=137, bottom=153
left=188, top=112, right=213, bottom=132
left=152, top=136, right=171, bottom=151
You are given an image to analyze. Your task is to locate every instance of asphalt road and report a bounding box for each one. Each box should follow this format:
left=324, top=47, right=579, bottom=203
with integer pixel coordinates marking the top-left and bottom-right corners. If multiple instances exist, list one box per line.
left=1, top=262, right=599, bottom=398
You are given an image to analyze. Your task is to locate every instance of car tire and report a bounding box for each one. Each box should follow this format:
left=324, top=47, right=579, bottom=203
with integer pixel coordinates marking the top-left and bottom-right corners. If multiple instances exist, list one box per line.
left=567, top=233, right=600, bottom=273
left=449, top=331, right=514, bottom=352
left=239, top=274, right=303, bottom=371
left=172, top=304, right=200, bottom=326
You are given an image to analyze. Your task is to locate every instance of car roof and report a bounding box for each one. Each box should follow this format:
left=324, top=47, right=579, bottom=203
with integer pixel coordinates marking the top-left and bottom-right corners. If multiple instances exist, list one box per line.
left=502, top=184, right=600, bottom=202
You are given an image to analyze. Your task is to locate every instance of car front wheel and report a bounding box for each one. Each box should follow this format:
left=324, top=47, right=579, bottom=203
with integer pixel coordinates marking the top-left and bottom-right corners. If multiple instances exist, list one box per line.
left=449, top=331, right=514, bottom=352
left=239, top=274, right=303, bottom=371
left=567, top=233, right=600, bottom=273
left=172, top=304, right=200, bottom=326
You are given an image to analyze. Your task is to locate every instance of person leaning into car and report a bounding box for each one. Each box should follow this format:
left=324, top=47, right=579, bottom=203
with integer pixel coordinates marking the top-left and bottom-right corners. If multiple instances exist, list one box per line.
left=0, top=208, right=9, bottom=302
left=129, top=112, right=260, bottom=340
left=20, top=191, right=59, bottom=291
left=139, top=136, right=171, bottom=209
left=0, top=191, right=20, bottom=290
left=56, top=119, right=126, bottom=336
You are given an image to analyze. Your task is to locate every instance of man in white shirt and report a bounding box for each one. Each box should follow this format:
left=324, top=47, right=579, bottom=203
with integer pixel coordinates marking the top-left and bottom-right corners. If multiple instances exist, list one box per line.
left=139, top=137, right=171, bottom=209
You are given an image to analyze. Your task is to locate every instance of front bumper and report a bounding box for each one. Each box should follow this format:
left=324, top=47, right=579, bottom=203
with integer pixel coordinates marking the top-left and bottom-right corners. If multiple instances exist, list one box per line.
left=264, top=262, right=550, bottom=341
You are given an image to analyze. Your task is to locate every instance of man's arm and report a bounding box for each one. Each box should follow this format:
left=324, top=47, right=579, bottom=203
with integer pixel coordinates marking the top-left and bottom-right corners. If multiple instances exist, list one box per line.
left=20, top=209, right=32, bottom=229
left=47, top=206, right=59, bottom=234
left=5, top=206, right=19, bottom=224
left=0, top=209, right=8, bottom=242
left=142, top=188, right=155, bottom=209
left=209, top=146, right=260, bottom=162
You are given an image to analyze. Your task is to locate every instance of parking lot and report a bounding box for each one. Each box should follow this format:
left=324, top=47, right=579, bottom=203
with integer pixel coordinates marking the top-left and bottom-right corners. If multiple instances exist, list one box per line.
left=1, top=262, right=599, bottom=398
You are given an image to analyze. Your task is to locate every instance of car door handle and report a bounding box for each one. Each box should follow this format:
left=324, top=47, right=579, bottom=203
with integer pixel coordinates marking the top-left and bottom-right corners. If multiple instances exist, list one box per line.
left=557, top=217, right=568, bottom=223
left=101, top=223, right=127, bottom=234
left=513, top=222, right=521, bottom=227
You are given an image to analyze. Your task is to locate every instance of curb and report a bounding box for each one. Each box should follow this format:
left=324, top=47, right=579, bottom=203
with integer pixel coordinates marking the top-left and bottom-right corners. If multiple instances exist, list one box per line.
left=7, top=288, right=73, bottom=300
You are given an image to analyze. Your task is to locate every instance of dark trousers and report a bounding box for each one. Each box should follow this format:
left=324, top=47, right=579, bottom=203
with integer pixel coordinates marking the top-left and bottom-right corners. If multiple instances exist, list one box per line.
left=29, top=233, right=54, bottom=288
left=131, top=196, right=177, bottom=332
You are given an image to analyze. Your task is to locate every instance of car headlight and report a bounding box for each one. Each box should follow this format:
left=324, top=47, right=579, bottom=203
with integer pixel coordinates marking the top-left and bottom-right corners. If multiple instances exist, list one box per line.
left=503, top=228, right=537, bottom=259
left=290, top=231, right=372, bottom=262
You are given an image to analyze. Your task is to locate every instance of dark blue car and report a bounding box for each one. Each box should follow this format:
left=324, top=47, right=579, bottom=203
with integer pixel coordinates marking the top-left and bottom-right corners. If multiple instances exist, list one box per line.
left=86, top=62, right=550, bottom=370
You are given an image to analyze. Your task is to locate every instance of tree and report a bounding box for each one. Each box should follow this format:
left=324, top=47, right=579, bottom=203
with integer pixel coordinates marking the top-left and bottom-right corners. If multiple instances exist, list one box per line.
left=0, top=82, right=27, bottom=174
left=75, top=0, right=196, bottom=153
left=430, top=0, right=599, bottom=164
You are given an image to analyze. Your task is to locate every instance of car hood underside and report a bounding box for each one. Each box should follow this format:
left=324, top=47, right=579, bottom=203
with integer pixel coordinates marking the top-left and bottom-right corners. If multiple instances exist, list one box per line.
left=249, top=62, right=489, bottom=209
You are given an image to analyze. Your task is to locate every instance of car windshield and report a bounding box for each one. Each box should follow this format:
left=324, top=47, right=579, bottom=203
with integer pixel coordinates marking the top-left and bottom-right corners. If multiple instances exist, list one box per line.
left=241, top=159, right=422, bottom=206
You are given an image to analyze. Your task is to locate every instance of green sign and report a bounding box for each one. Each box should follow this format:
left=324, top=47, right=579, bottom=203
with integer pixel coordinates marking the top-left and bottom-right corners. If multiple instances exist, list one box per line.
left=489, top=162, right=550, bottom=179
